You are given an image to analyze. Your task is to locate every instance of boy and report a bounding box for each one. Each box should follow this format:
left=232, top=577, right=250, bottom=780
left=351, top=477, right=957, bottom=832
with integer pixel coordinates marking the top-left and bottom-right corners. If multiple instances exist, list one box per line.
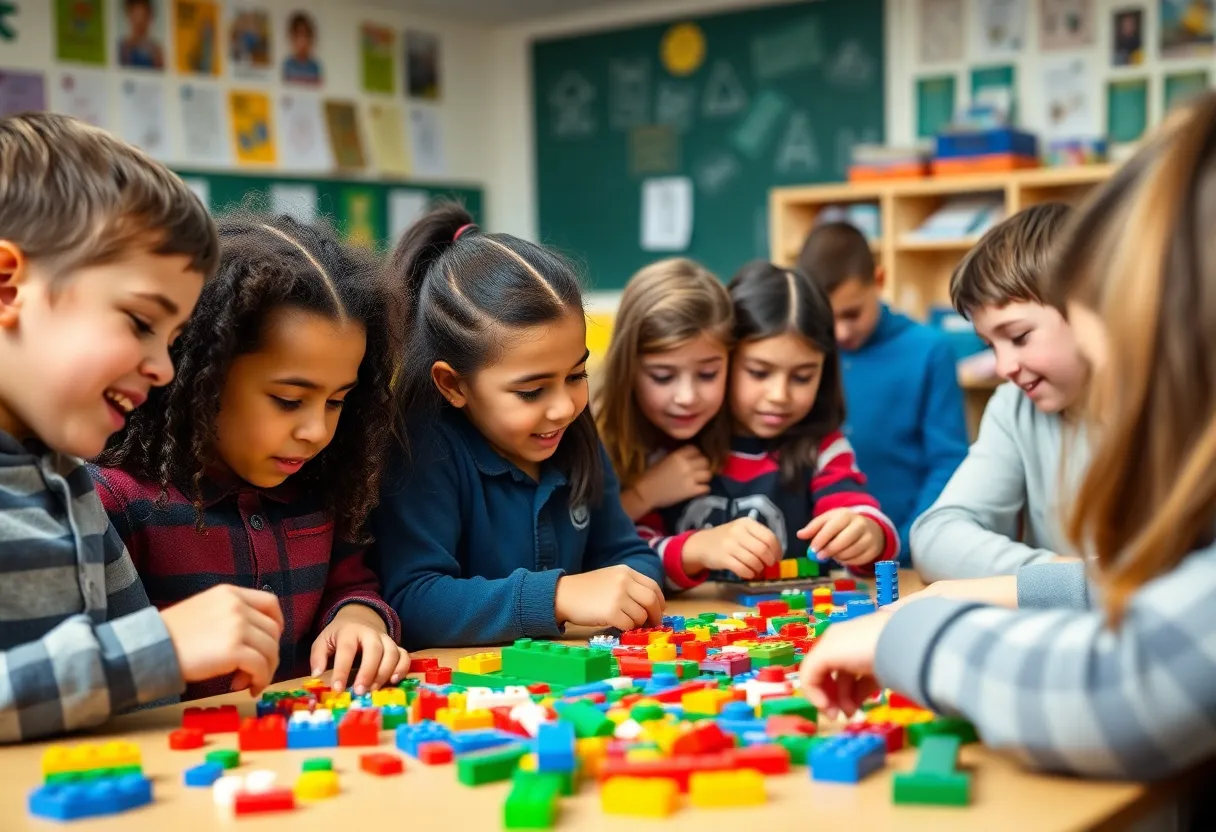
left=799, top=221, right=967, bottom=562
left=0, top=113, right=282, bottom=742
left=910, top=202, right=1089, bottom=581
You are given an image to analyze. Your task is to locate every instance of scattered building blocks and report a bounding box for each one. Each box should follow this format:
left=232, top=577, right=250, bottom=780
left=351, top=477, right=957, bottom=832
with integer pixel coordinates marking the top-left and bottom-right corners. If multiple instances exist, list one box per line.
left=371, top=688, right=407, bottom=708
left=645, top=641, right=677, bottom=662
left=233, top=787, right=295, bottom=815
left=419, top=742, right=455, bottom=765
left=467, top=685, right=532, bottom=712
left=502, top=639, right=614, bottom=686
left=338, top=709, right=381, bottom=746
left=845, top=721, right=905, bottom=752
left=553, top=700, right=614, bottom=738
left=760, top=696, right=817, bottom=722
left=536, top=721, right=577, bottom=773
left=294, top=770, right=340, bottom=800
left=601, top=776, right=679, bottom=817
left=396, top=721, right=452, bottom=757
left=184, top=762, right=224, bottom=788
left=239, top=715, right=288, bottom=751
left=169, top=728, right=204, bottom=750
left=409, top=656, right=439, bottom=674
left=755, top=600, right=790, bottom=618
left=287, top=710, right=338, bottom=749
left=457, top=744, right=528, bottom=786
left=360, top=753, right=404, bottom=776
left=459, top=652, right=503, bottom=674
left=689, top=769, right=766, bottom=808
left=810, top=733, right=887, bottom=783
left=28, top=774, right=153, bottom=822
left=205, top=749, right=240, bottom=770
left=449, top=729, right=521, bottom=755
left=41, top=741, right=142, bottom=778
left=504, top=771, right=562, bottom=829
left=893, top=735, right=971, bottom=806
left=437, top=707, right=495, bottom=732
left=182, top=705, right=240, bottom=734
left=425, top=666, right=453, bottom=685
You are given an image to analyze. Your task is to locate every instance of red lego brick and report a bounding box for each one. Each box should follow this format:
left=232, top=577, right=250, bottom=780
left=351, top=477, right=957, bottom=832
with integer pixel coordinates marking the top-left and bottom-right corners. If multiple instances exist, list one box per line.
left=617, top=656, right=653, bottom=678
left=680, top=641, right=708, bottom=662
left=238, top=715, right=288, bottom=751
left=619, top=627, right=672, bottom=646
left=182, top=705, right=239, bottom=734
left=650, top=680, right=716, bottom=703
left=168, top=728, right=204, bottom=750
left=762, top=563, right=782, bottom=581
left=611, top=646, right=648, bottom=659
left=416, top=690, right=448, bottom=722
left=887, top=692, right=920, bottom=709
left=757, top=666, right=787, bottom=683
left=730, top=743, right=791, bottom=775
left=233, top=787, right=295, bottom=815
left=756, top=600, right=789, bottom=618
left=525, top=683, right=550, bottom=695
left=843, top=722, right=905, bottom=752
left=360, top=752, right=404, bottom=776
left=720, top=628, right=760, bottom=644
left=409, top=657, right=439, bottom=674
left=425, top=666, right=452, bottom=685
left=671, top=723, right=733, bottom=756
left=779, top=623, right=809, bottom=638
left=766, top=715, right=818, bottom=736
left=417, top=742, right=453, bottom=765
left=338, top=709, right=381, bottom=747
left=834, top=578, right=857, bottom=591
left=743, top=616, right=766, bottom=631
left=491, top=707, right=529, bottom=736
left=668, top=632, right=696, bottom=645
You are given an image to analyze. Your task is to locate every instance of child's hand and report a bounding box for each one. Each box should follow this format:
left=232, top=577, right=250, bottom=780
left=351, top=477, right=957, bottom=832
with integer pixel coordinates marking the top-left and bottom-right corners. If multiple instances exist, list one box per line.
left=683, top=518, right=782, bottom=579
left=798, top=509, right=886, bottom=566
left=633, top=446, right=712, bottom=510
left=310, top=604, right=410, bottom=695
left=798, top=610, right=890, bottom=720
left=555, top=565, right=665, bottom=631
left=160, top=585, right=284, bottom=697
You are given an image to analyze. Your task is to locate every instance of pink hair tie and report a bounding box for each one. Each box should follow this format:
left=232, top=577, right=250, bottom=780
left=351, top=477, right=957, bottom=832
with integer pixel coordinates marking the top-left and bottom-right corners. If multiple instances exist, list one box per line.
left=453, top=223, right=476, bottom=241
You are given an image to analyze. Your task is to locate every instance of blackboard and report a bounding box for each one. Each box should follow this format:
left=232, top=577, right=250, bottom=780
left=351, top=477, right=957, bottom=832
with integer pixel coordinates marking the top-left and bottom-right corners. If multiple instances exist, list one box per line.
left=532, top=0, right=884, bottom=289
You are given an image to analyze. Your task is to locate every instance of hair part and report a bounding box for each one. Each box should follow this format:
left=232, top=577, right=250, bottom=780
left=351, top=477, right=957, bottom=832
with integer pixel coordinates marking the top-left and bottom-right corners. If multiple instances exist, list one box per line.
left=595, top=258, right=734, bottom=487
left=797, top=221, right=876, bottom=296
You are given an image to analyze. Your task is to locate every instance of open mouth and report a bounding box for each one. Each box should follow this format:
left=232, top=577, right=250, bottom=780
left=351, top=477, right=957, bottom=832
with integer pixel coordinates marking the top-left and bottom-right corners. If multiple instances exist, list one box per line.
left=104, top=390, right=136, bottom=414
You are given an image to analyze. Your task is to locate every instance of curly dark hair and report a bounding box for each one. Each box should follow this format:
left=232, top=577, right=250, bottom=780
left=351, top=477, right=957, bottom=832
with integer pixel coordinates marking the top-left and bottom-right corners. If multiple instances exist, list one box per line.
left=98, top=211, right=403, bottom=542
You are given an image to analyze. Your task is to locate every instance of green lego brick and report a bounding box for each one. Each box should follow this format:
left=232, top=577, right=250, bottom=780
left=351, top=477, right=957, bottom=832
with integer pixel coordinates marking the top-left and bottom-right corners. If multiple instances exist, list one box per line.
left=813, top=619, right=832, bottom=638
left=501, top=639, right=614, bottom=686
left=693, top=613, right=720, bottom=625
left=457, top=744, right=527, bottom=786
left=796, top=557, right=820, bottom=578
left=331, top=707, right=348, bottom=723
left=381, top=708, right=407, bottom=730
left=759, top=696, right=817, bottom=722
left=775, top=734, right=815, bottom=765
left=206, top=749, right=240, bottom=770
left=749, top=642, right=797, bottom=667
left=514, top=768, right=577, bottom=797
left=553, top=701, right=614, bottom=738
left=779, top=592, right=809, bottom=610
left=302, top=757, right=333, bottom=772
left=45, top=765, right=144, bottom=786
left=893, top=736, right=971, bottom=806
left=504, top=771, right=561, bottom=829
left=630, top=703, right=665, bottom=723
left=398, top=677, right=420, bottom=691
left=651, top=659, right=700, bottom=680
left=770, top=614, right=810, bottom=632
left=907, top=717, right=979, bottom=747
left=450, top=669, right=568, bottom=693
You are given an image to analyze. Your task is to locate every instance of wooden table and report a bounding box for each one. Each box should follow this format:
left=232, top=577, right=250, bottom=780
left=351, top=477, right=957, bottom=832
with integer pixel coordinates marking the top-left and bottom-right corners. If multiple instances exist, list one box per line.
left=0, top=576, right=1183, bottom=831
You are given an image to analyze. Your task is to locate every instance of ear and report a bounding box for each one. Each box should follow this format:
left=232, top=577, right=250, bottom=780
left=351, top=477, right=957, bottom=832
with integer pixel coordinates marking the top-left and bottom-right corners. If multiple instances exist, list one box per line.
left=0, top=240, right=28, bottom=330
left=872, top=265, right=886, bottom=290
left=431, top=360, right=469, bottom=408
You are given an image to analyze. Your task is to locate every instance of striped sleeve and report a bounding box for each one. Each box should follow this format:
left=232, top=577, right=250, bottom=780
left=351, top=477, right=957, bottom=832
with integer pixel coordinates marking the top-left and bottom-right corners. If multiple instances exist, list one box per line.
left=637, top=513, right=703, bottom=591
left=810, top=432, right=899, bottom=572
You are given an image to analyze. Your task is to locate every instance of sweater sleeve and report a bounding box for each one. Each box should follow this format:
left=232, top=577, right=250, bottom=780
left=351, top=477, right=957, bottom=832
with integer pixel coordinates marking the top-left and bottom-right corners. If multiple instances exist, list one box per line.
left=582, top=445, right=664, bottom=585
left=1017, top=561, right=1091, bottom=610
left=875, top=543, right=1216, bottom=779
left=371, top=433, right=563, bottom=651
left=910, top=339, right=969, bottom=552
left=910, top=383, right=1059, bottom=583
left=316, top=538, right=402, bottom=643
left=811, top=432, right=899, bottom=574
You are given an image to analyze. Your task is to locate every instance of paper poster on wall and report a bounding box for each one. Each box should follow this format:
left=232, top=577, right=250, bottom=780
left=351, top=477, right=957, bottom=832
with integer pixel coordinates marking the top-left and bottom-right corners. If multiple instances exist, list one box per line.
left=118, top=77, right=169, bottom=159
left=1039, top=0, right=1094, bottom=50
left=971, top=0, right=1026, bottom=57
left=340, top=188, right=380, bottom=249
left=1107, top=78, right=1148, bottom=143
left=366, top=102, right=410, bottom=176
left=1164, top=70, right=1209, bottom=111
left=182, top=177, right=210, bottom=208
left=55, top=0, right=107, bottom=65
left=117, top=0, right=166, bottom=70
left=405, top=30, right=441, bottom=100
left=53, top=69, right=109, bottom=128
left=1041, top=56, right=1096, bottom=139
left=629, top=124, right=679, bottom=175
left=1113, top=8, right=1144, bottom=65
left=179, top=83, right=229, bottom=165
left=641, top=176, right=693, bottom=252
left=389, top=189, right=429, bottom=239
left=917, top=76, right=956, bottom=138
left=919, top=0, right=964, bottom=63
left=277, top=93, right=331, bottom=170
left=229, top=6, right=271, bottom=78
left=174, top=0, right=220, bottom=75
left=229, top=90, right=276, bottom=164
left=324, top=100, right=366, bottom=170
left=971, top=64, right=1017, bottom=122
left=283, top=9, right=322, bottom=86
left=1160, top=0, right=1214, bottom=58
left=269, top=182, right=318, bottom=224
left=408, top=103, right=446, bottom=176
left=361, top=23, right=395, bottom=95
left=0, top=70, right=45, bottom=118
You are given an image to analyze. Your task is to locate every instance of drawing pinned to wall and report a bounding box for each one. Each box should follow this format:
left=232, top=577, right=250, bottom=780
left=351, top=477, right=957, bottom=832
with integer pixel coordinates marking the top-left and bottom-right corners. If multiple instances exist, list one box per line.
left=118, top=77, right=168, bottom=158
left=1041, top=55, right=1096, bottom=138
left=175, top=0, right=220, bottom=76
left=971, top=64, right=1017, bottom=121
left=1107, top=78, right=1148, bottom=143
left=389, top=189, right=429, bottom=239
left=406, top=30, right=440, bottom=100
left=917, top=75, right=956, bottom=137
left=56, top=0, right=107, bottom=65
left=655, top=81, right=697, bottom=132
left=117, top=0, right=166, bottom=70
left=340, top=187, right=381, bottom=249
left=0, top=70, right=44, bottom=118
left=629, top=124, right=679, bottom=175
left=367, top=102, right=410, bottom=175
left=229, top=89, right=275, bottom=164
left=53, top=69, right=109, bottom=127
left=179, top=83, right=229, bottom=165
left=641, top=176, right=693, bottom=252
left=919, top=0, right=964, bottom=63
left=828, top=40, right=876, bottom=86
left=695, top=151, right=741, bottom=196
left=660, top=23, right=705, bottom=76
left=324, top=99, right=365, bottom=169
left=731, top=89, right=789, bottom=160
left=971, top=0, right=1026, bottom=57
left=269, top=182, right=318, bottom=224
left=610, top=59, right=651, bottom=129
left=752, top=17, right=822, bottom=80
left=1160, top=0, right=1214, bottom=58
left=550, top=71, right=596, bottom=139
left=701, top=60, right=747, bottom=119
left=228, top=6, right=270, bottom=78
left=362, top=23, right=395, bottom=95
left=775, top=111, right=820, bottom=176
left=1039, top=0, right=1094, bottom=49
left=1164, top=69, right=1209, bottom=110
left=278, top=92, right=330, bottom=170
left=1112, top=8, right=1144, bottom=64
left=409, top=103, right=447, bottom=176
left=283, top=10, right=322, bottom=85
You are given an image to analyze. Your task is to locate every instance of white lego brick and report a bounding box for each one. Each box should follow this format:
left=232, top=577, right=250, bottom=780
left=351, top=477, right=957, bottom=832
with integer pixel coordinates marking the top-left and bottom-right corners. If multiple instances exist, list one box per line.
left=243, top=770, right=278, bottom=794
left=614, top=719, right=643, bottom=740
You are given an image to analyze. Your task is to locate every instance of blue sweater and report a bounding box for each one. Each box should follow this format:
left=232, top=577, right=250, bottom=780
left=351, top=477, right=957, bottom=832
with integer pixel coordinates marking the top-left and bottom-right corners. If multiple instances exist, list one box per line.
left=841, top=305, right=968, bottom=562
left=371, top=410, right=663, bottom=650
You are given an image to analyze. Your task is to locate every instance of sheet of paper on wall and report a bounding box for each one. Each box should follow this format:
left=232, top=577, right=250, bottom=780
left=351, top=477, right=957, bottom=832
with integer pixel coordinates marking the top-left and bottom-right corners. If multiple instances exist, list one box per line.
left=367, top=102, right=411, bottom=176
left=278, top=92, right=333, bottom=171
left=270, top=182, right=319, bottom=224
left=1041, top=55, right=1096, bottom=139
left=389, top=189, right=430, bottom=239
left=52, top=70, right=109, bottom=128
left=408, top=103, right=447, bottom=177
left=0, top=70, right=46, bottom=118
left=971, top=0, right=1027, bottom=57
left=1039, top=0, right=1095, bottom=50
left=179, top=83, right=231, bottom=166
left=182, top=177, right=210, bottom=209
left=641, top=176, right=693, bottom=252
left=118, top=77, right=170, bottom=160
left=919, top=0, right=964, bottom=63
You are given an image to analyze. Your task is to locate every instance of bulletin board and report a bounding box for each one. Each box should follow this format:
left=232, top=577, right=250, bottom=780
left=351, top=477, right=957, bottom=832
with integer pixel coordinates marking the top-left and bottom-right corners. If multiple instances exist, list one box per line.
left=532, top=0, right=884, bottom=290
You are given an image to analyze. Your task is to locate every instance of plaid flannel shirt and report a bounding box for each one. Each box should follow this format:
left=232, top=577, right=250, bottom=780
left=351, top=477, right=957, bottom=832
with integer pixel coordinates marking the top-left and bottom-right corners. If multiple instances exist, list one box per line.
left=0, top=431, right=182, bottom=742
left=90, top=465, right=401, bottom=700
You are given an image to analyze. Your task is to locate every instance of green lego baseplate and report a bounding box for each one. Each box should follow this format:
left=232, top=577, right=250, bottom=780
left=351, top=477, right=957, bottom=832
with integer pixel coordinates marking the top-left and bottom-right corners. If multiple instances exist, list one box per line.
left=501, top=639, right=615, bottom=687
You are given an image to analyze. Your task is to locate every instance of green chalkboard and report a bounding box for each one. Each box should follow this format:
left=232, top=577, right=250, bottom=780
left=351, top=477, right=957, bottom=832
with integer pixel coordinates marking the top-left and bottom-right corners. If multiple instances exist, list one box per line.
left=173, top=168, right=483, bottom=252
left=533, top=0, right=884, bottom=290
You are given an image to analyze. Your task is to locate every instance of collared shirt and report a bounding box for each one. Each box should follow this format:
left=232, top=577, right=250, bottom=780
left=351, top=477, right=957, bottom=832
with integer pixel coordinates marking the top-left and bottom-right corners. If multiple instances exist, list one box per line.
left=89, top=465, right=400, bottom=700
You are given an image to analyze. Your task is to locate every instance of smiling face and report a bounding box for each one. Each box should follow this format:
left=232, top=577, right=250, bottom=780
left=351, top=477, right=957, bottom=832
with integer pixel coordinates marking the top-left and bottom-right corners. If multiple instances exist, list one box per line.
left=729, top=332, right=825, bottom=438
left=0, top=245, right=201, bottom=458
left=212, top=306, right=366, bottom=489
left=634, top=332, right=728, bottom=442
left=971, top=300, right=1089, bottom=413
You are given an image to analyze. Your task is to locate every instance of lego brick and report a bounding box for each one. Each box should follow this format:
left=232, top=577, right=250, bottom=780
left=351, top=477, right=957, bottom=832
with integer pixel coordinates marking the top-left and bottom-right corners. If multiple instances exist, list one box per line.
left=239, top=715, right=288, bottom=751
left=381, top=704, right=408, bottom=730
left=449, top=729, right=522, bottom=755
left=651, top=659, right=700, bottom=680
left=168, top=728, right=204, bottom=751
left=457, top=744, right=528, bottom=786
left=458, top=651, right=503, bottom=674
left=396, top=721, right=452, bottom=757
left=502, top=639, right=615, bottom=686
left=689, top=769, right=766, bottom=808
left=437, top=707, right=495, bottom=732
left=908, top=717, right=979, bottom=747
left=776, top=733, right=816, bottom=765
left=536, top=721, right=577, bottom=773
left=302, top=757, right=333, bottom=772
left=360, top=752, right=404, bottom=776
left=760, top=696, right=817, bottom=722
left=601, top=776, right=679, bottom=817
left=181, top=705, right=240, bottom=734
left=184, top=762, right=224, bottom=787
left=287, top=711, right=338, bottom=749
left=233, top=787, right=295, bottom=815
left=205, top=749, right=240, bottom=770
left=466, top=685, right=532, bottom=711
left=779, top=558, right=799, bottom=579
left=426, top=666, right=453, bottom=685
left=409, top=656, right=439, bottom=674
left=294, top=770, right=340, bottom=800
left=644, top=641, right=676, bottom=662
left=419, top=742, right=455, bottom=765
left=845, top=721, right=905, bottom=752
left=41, top=741, right=142, bottom=777
left=810, top=733, right=886, bottom=783
left=338, top=709, right=381, bottom=746
left=671, top=723, right=732, bottom=756
left=371, top=688, right=407, bottom=708
left=553, top=700, right=614, bottom=738
left=504, top=771, right=562, bottom=829
left=755, top=600, right=790, bottom=618
left=28, top=774, right=153, bottom=822
left=893, top=735, right=971, bottom=806
left=44, top=765, right=144, bottom=786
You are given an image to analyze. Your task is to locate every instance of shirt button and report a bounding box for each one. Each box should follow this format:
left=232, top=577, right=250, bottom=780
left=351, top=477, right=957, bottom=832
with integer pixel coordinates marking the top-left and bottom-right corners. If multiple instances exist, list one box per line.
left=261, top=584, right=274, bottom=594
left=250, top=515, right=265, bottom=531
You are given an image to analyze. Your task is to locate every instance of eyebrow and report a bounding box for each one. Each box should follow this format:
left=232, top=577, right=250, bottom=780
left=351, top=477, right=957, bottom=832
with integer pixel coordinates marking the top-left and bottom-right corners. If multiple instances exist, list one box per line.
left=133, top=292, right=180, bottom=316
left=510, top=349, right=591, bottom=384
left=644, top=355, right=725, bottom=367
left=273, top=377, right=358, bottom=392
left=744, top=357, right=822, bottom=370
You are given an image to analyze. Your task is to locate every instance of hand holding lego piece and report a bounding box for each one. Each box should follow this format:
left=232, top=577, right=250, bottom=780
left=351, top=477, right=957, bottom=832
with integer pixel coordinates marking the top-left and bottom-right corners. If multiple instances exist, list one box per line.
left=798, top=508, right=885, bottom=567
left=798, top=610, right=890, bottom=720
left=683, top=518, right=782, bottom=579
left=310, top=604, right=410, bottom=695
left=554, top=565, right=664, bottom=631
left=632, top=446, right=712, bottom=511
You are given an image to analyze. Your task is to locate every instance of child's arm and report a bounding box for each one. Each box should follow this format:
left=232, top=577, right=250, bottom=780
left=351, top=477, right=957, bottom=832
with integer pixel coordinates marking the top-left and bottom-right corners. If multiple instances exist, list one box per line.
left=909, top=340, right=970, bottom=551
left=316, top=539, right=402, bottom=643
left=582, top=445, right=664, bottom=584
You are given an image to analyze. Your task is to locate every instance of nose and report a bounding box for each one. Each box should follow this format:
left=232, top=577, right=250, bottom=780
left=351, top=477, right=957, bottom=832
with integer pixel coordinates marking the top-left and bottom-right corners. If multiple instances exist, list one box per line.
left=672, top=375, right=695, bottom=407
left=294, top=405, right=329, bottom=445
left=993, top=345, right=1020, bottom=382
left=766, top=374, right=790, bottom=404
left=835, top=321, right=851, bottom=346
left=142, top=342, right=175, bottom=387
left=547, top=390, right=577, bottom=424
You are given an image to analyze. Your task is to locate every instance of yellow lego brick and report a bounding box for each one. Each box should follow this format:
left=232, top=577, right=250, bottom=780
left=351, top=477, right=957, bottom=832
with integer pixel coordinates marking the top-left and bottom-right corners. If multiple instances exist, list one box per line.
left=606, top=709, right=629, bottom=725
left=813, top=604, right=834, bottom=616
left=42, top=741, right=141, bottom=777
left=887, top=707, right=935, bottom=726
left=689, top=769, right=766, bottom=808
left=436, top=707, right=493, bottom=731
left=779, top=559, right=799, bottom=579
left=715, top=618, right=745, bottom=631
left=321, top=691, right=352, bottom=709
left=295, top=770, right=339, bottom=800
left=645, top=641, right=676, bottom=662
left=640, top=722, right=682, bottom=754
left=686, top=625, right=712, bottom=642
left=576, top=737, right=610, bottom=777
left=457, top=651, right=502, bottom=675
left=811, top=587, right=832, bottom=602
left=302, top=678, right=326, bottom=690
left=731, top=640, right=759, bottom=649
left=518, top=753, right=537, bottom=772
left=625, top=748, right=665, bottom=763
left=682, top=688, right=733, bottom=716
left=646, top=631, right=669, bottom=644
left=602, top=776, right=679, bottom=817
left=371, top=688, right=406, bottom=708
left=539, top=696, right=557, bottom=709
left=865, top=704, right=890, bottom=723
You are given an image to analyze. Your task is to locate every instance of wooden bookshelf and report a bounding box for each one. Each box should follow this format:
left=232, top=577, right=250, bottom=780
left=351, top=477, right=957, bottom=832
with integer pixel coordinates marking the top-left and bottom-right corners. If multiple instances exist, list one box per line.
left=769, top=165, right=1115, bottom=435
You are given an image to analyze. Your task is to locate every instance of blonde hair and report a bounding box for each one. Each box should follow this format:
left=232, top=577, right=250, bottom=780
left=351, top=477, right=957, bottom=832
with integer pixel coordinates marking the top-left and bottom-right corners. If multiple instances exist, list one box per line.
left=1049, top=93, right=1216, bottom=624
left=595, top=258, right=733, bottom=487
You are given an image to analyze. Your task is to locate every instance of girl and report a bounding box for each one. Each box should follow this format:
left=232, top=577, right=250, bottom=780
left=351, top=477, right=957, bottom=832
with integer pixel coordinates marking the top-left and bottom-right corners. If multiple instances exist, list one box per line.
left=372, top=204, right=664, bottom=650
left=799, top=96, right=1216, bottom=783
left=646, top=261, right=899, bottom=589
left=92, top=213, right=409, bottom=698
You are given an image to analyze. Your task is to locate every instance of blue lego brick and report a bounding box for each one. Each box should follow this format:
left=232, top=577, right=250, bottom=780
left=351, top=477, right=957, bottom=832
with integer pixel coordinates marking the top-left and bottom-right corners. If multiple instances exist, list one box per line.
left=735, top=592, right=783, bottom=607
left=661, top=615, right=686, bottom=632
left=829, top=610, right=850, bottom=623
left=535, top=721, right=576, bottom=773
left=183, top=762, right=224, bottom=788
left=287, top=720, right=338, bottom=749
left=396, top=721, right=453, bottom=757
left=642, top=673, right=681, bottom=695
left=29, top=774, right=153, bottom=821
left=588, top=635, right=619, bottom=651
left=876, top=560, right=899, bottom=607
left=845, top=599, right=877, bottom=619
left=256, top=699, right=279, bottom=718
left=833, top=590, right=870, bottom=605
left=562, top=681, right=612, bottom=698
left=449, top=729, right=522, bottom=756
left=720, top=701, right=756, bottom=721
left=810, top=733, right=887, bottom=783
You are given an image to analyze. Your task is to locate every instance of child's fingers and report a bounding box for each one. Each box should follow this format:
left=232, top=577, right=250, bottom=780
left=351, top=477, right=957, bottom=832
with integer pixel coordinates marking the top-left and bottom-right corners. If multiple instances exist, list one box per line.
left=625, top=580, right=663, bottom=626
left=308, top=634, right=333, bottom=678
left=819, top=519, right=865, bottom=558
left=230, top=670, right=252, bottom=693
left=727, top=550, right=765, bottom=579
left=834, top=538, right=878, bottom=565
left=796, top=512, right=827, bottom=541
left=351, top=634, right=385, bottom=695
left=236, top=587, right=286, bottom=634
left=234, top=644, right=275, bottom=697
left=369, top=637, right=401, bottom=689
left=390, top=646, right=411, bottom=685
left=329, top=630, right=361, bottom=693
left=811, top=512, right=852, bottom=554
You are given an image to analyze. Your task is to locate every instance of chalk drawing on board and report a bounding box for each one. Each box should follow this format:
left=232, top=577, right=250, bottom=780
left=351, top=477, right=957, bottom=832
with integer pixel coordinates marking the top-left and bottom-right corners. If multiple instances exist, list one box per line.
left=775, top=111, right=820, bottom=175
left=550, top=71, right=597, bottom=139
left=610, top=58, right=650, bottom=130
left=695, top=151, right=741, bottom=197
left=836, top=127, right=881, bottom=176
left=731, top=89, right=789, bottom=160
left=827, top=41, right=875, bottom=87
left=656, top=81, right=697, bottom=133
left=753, top=18, right=823, bottom=81
left=702, top=60, right=747, bottom=119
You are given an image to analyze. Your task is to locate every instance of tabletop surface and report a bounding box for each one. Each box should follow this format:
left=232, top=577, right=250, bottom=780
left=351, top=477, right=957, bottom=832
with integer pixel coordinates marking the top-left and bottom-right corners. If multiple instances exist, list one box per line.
left=0, top=575, right=1175, bottom=832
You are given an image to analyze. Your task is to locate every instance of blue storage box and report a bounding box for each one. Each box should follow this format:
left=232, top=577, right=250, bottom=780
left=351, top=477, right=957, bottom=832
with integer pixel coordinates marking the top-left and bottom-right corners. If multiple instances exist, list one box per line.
left=935, top=128, right=1038, bottom=160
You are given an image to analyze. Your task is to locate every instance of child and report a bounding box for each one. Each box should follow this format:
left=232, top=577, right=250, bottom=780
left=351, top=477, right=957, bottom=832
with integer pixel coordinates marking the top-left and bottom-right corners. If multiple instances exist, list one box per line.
left=282, top=11, right=322, bottom=85
left=646, top=261, right=899, bottom=589
left=0, top=113, right=282, bottom=741
left=93, top=213, right=408, bottom=698
left=596, top=258, right=732, bottom=524
left=911, top=203, right=1090, bottom=582
left=800, top=97, right=1216, bottom=783
left=799, top=221, right=968, bottom=561
left=118, top=0, right=165, bottom=70
left=372, top=204, right=664, bottom=649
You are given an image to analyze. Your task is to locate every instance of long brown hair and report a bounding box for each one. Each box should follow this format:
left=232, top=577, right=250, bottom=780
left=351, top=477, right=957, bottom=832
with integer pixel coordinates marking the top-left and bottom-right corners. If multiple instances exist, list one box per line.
left=595, top=258, right=734, bottom=487
left=1049, top=94, right=1216, bottom=624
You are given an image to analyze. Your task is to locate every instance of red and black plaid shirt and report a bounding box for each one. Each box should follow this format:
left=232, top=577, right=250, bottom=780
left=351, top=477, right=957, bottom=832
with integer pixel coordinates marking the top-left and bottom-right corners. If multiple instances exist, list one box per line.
left=89, top=465, right=401, bottom=700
